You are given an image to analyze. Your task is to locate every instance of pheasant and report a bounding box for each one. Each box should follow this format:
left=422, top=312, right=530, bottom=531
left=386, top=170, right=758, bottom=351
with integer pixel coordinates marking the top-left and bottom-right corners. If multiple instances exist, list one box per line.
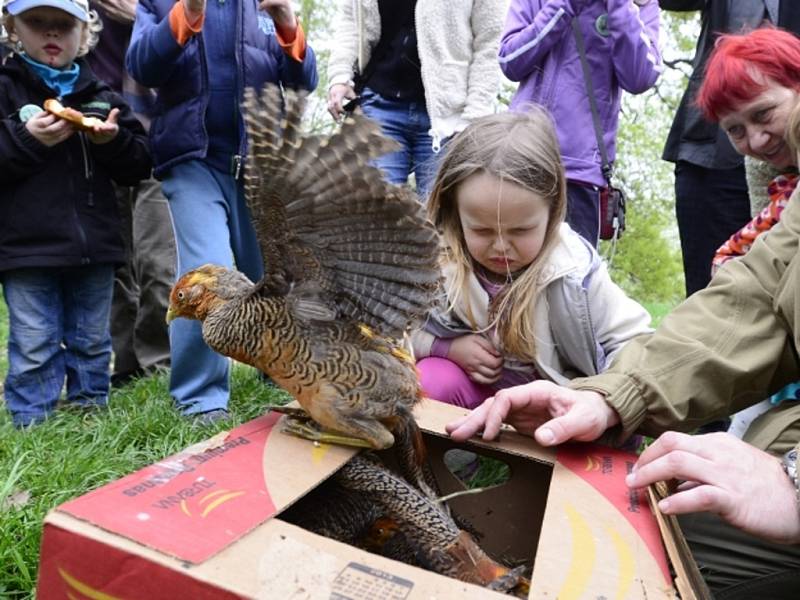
left=281, top=454, right=530, bottom=597
left=166, top=85, right=440, bottom=458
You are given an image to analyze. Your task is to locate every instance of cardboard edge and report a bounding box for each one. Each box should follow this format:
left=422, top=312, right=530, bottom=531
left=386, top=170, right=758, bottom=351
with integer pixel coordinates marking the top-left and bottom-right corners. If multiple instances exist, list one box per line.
left=646, top=484, right=712, bottom=600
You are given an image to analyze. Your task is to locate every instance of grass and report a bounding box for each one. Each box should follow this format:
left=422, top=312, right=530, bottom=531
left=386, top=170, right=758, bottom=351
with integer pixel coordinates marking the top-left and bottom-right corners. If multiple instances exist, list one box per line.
left=0, top=300, right=290, bottom=598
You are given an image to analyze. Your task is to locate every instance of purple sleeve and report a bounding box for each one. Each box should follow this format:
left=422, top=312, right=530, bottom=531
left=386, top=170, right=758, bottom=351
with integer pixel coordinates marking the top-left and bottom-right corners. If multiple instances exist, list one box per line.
left=607, top=0, right=662, bottom=93
left=430, top=337, right=454, bottom=359
left=498, top=0, right=578, bottom=82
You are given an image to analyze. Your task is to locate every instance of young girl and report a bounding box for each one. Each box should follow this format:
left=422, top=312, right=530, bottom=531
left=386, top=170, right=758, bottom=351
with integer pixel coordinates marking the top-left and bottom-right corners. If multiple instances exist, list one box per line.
left=0, top=0, right=151, bottom=427
left=412, top=109, right=652, bottom=409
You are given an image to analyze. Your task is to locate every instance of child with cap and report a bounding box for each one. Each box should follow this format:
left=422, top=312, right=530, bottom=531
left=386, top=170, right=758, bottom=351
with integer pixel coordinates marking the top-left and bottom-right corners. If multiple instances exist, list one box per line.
left=0, top=0, right=151, bottom=427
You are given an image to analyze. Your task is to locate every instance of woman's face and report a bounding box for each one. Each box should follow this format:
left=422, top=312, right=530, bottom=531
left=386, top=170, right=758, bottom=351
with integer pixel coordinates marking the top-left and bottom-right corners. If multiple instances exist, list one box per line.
left=719, top=77, right=799, bottom=169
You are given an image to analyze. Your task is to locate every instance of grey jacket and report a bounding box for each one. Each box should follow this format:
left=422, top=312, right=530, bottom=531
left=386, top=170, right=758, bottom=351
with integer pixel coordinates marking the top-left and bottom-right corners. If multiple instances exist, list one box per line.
left=412, top=224, right=653, bottom=384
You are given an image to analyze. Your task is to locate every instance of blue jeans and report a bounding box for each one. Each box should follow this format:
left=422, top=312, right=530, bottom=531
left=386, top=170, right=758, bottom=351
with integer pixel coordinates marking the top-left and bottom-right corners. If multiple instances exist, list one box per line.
left=360, top=88, right=439, bottom=199
left=162, top=160, right=263, bottom=415
left=2, top=265, right=114, bottom=427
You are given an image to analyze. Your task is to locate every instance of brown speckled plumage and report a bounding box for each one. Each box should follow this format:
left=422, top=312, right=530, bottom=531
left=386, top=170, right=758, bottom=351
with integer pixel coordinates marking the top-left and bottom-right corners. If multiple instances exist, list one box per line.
left=167, top=85, right=440, bottom=455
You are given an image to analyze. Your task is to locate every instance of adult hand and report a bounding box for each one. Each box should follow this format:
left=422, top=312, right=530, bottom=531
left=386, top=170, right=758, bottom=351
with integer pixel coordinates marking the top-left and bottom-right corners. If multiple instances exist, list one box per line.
left=258, top=0, right=297, bottom=34
left=627, top=432, right=800, bottom=545
left=92, top=0, right=137, bottom=24
left=182, top=0, right=205, bottom=20
left=86, top=108, right=120, bottom=145
left=25, top=111, right=75, bottom=147
left=327, top=83, right=357, bottom=121
left=447, top=334, right=503, bottom=385
left=446, top=381, right=620, bottom=446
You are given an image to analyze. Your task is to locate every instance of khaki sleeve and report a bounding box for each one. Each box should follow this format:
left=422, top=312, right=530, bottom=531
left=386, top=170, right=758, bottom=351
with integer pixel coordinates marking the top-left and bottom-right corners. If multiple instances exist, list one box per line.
left=571, top=187, right=800, bottom=441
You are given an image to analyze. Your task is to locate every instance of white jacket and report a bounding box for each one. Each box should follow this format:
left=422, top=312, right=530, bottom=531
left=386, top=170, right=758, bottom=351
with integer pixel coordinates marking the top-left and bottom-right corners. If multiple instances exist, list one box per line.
left=327, top=0, right=506, bottom=149
left=412, top=224, right=653, bottom=385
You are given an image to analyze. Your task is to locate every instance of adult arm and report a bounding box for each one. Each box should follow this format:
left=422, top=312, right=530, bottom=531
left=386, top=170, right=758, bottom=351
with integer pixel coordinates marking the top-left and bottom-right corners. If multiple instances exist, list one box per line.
left=326, top=0, right=360, bottom=88
left=628, top=432, right=800, bottom=545
left=461, top=0, right=505, bottom=121
left=498, top=0, right=583, bottom=82
left=608, top=0, right=662, bottom=93
left=92, top=0, right=138, bottom=24
left=572, top=187, right=800, bottom=441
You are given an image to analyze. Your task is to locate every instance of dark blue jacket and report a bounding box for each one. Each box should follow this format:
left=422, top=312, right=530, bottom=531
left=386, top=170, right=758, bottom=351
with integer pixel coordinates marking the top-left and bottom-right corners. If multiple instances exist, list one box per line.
left=0, top=56, right=151, bottom=272
left=126, top=0, right=317, bottom=177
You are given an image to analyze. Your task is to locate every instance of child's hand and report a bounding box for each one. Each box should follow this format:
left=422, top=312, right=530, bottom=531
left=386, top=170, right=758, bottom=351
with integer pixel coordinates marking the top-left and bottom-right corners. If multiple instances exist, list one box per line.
left=258, top=0, right=297, bottom=34
left=86, top=108, right=120, bottom=145
left=25, top=111, right=75, bottom=147
left=448, top=334, right=503, bottom=385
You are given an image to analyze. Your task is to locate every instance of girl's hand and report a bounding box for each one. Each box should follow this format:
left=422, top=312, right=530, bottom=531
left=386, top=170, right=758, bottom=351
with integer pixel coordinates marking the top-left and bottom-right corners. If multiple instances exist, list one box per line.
left=447, top=334, right=503, bottom=385
left=86, top=108, right=120, bottom=145
left=327, top=83, right=357, bottom=121
left=258, top=0, right=297, bottom=34
left=25, top=111, right=75, bottom=147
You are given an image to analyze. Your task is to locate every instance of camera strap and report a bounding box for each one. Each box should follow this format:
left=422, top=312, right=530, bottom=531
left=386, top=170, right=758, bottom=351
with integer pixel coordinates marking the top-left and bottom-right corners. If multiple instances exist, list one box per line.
left=572, top=18, right=623, bottom=254
left=571, top=18, right=612, bottom=184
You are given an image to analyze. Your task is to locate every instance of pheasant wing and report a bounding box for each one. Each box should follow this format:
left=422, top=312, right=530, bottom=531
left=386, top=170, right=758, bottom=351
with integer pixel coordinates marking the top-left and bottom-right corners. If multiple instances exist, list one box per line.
left=242, top=86, right=441, bottom=337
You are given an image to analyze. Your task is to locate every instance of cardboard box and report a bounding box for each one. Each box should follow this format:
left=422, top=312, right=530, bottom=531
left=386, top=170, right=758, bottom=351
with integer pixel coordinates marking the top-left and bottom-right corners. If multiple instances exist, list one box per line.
left=37, top=401, right=698, bottom=599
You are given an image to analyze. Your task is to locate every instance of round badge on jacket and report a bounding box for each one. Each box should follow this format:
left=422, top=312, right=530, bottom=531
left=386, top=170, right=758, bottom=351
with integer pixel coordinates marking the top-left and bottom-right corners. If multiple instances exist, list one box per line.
left=19, top=104, right=43, bottom=122
left=595, top=14, right=610, bottom=37
left=633, top=0, right=651, bottom=5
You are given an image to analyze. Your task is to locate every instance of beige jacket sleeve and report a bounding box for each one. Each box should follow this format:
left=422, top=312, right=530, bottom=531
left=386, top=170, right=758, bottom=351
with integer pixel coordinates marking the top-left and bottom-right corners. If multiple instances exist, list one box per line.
left=327, top=0, right=361, bottom=89
left=461, top=0, right=506, bottom=122
left=571, top=187, right=800, bottom=452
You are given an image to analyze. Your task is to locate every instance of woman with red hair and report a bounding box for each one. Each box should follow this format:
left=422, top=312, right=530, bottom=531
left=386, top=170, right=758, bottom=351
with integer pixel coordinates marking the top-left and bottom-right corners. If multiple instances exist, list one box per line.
left=698, top=28, right=800, bottom=276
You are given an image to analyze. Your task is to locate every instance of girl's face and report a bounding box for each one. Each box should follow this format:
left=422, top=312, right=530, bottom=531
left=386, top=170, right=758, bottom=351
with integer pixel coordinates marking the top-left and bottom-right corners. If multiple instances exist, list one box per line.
left=719, top=77, right=799, bottom=169
left=456, top=171, right=550, bottom=282
left=11, top=7, right=83, bottom=69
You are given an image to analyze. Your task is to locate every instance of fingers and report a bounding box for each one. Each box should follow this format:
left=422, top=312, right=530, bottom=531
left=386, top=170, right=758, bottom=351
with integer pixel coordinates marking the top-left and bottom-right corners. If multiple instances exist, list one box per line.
left=106, top=108, right=120, bottom=125
left=627, top=435, right=721, bottom=491
left=445, top=396, right=499, bottom=441
left=657, top=484, right=731, bottom=517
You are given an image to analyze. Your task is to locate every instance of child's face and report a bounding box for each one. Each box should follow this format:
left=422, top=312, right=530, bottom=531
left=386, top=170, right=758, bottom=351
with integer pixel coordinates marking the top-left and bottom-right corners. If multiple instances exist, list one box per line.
left=11, top=7, right=83, bottom=69
left=456, top=172, right=550, bottom=281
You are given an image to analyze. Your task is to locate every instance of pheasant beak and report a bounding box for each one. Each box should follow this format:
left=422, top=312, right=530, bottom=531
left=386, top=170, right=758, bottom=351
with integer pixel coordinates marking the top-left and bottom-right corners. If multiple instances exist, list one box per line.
left=166, top=305, right=179, bottom=324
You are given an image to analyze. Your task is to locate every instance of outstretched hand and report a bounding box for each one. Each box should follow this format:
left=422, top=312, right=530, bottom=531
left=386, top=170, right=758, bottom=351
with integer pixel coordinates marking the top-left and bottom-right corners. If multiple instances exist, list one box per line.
left=445, top=381, right=619, bottom=446
left=258, top=0, right=297, bottom=34
left=627, top=431, right=800, bottom=544
left=86, top=108, right=120, bottom=145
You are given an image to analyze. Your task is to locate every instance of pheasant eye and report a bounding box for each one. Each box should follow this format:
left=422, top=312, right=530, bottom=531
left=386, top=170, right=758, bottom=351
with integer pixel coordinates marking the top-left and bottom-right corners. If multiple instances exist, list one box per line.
left=176, top=291, right=185, bottom=301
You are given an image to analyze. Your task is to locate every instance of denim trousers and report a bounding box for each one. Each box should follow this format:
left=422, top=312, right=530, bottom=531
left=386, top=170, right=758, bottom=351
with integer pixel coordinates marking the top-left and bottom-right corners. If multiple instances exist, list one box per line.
left=360, top=87, right=439, bottom=199
left=2, top=265, right=114, bottom=427
left=162, top=160, right=263, bottom=415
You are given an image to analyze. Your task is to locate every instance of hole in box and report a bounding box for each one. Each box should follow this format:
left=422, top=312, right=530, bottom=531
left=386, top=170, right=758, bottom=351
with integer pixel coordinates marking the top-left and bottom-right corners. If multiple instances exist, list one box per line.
left=276, top=431, right=552, bottom=595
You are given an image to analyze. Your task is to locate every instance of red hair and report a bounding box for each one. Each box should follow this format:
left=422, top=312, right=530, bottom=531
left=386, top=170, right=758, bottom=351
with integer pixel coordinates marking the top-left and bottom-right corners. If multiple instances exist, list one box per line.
left=697, top=27, right=800, bottom=122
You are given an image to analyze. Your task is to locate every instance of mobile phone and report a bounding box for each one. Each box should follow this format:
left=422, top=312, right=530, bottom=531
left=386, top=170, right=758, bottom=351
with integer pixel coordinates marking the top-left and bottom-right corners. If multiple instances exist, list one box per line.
left=342, top=96, right=362, bottom=113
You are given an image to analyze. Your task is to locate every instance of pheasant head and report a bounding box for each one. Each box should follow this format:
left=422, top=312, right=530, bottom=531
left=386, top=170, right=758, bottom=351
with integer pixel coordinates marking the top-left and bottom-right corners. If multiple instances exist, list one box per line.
left=166, top=264, right=254, bottom=323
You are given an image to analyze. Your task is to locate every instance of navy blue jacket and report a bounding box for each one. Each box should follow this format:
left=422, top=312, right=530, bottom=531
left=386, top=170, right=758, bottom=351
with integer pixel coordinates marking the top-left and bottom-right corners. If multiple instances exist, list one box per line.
left=0, top=56, right=151, bottom=272
left=126, top=0, right=318, bottom=177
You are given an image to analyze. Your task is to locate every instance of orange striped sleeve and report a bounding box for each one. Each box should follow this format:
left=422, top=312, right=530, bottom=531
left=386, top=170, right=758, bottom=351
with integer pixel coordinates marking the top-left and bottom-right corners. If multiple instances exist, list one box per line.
left=169, top=2, right=204, bottom=47
left=274, top=20, right=306, bottom=62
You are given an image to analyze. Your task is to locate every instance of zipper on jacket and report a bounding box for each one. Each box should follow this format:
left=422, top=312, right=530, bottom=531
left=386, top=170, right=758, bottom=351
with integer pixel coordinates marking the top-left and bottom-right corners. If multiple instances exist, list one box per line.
left=78, top=132, right=95, bottom=207
left=232, top=154, right=243, bottom=180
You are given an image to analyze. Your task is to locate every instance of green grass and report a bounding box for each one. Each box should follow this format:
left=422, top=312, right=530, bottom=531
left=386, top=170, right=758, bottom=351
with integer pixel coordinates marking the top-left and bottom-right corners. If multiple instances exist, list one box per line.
left=0, top=300, right=290, bottom=598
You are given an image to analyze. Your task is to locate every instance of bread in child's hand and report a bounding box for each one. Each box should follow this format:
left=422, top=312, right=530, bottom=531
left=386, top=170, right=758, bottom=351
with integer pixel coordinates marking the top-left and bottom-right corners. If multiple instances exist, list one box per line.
left=43, top=99, right=104, bottom=131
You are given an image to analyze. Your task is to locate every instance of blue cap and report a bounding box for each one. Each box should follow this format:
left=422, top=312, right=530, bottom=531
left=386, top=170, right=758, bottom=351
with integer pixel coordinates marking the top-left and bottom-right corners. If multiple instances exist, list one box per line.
left=5, top=0, right=89, bottom=22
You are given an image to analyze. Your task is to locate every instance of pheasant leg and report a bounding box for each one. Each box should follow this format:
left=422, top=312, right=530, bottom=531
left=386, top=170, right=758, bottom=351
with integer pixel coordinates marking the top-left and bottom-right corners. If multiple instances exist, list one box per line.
left=281, top=415, right=375, bottom=449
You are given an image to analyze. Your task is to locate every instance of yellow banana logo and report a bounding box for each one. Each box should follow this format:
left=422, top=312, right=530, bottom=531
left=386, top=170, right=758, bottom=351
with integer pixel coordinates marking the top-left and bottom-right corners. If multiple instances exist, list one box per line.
left=585, top=455, right=601, bottom=471
left=178, top=488, right=246, bottom=517
left=58, top=567, right=122, bottom=600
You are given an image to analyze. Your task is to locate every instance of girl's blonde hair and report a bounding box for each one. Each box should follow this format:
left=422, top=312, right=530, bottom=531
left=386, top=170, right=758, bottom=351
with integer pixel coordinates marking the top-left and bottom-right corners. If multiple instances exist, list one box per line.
left=1, top=9, right=102, bottom=58
left=427, top=107, right=567, bottom=361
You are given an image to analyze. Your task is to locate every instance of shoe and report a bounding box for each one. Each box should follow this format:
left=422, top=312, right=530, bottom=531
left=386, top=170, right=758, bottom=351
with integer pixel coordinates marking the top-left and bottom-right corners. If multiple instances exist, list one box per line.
left=192, top=408, right=230, bottom=426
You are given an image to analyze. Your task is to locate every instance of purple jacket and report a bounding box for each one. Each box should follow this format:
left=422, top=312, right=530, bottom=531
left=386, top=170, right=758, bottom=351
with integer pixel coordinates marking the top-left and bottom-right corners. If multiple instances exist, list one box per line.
left=500, top=0, right=661, bottom=187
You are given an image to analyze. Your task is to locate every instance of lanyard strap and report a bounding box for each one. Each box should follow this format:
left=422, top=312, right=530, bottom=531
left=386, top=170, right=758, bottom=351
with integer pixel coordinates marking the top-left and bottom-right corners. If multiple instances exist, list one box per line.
left=571, top=19, right=612, bottom=184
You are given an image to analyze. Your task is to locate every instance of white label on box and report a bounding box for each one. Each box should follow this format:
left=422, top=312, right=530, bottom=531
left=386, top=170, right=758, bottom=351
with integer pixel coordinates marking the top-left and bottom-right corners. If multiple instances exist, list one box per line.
left=330, top=562, right=413, bottom=600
